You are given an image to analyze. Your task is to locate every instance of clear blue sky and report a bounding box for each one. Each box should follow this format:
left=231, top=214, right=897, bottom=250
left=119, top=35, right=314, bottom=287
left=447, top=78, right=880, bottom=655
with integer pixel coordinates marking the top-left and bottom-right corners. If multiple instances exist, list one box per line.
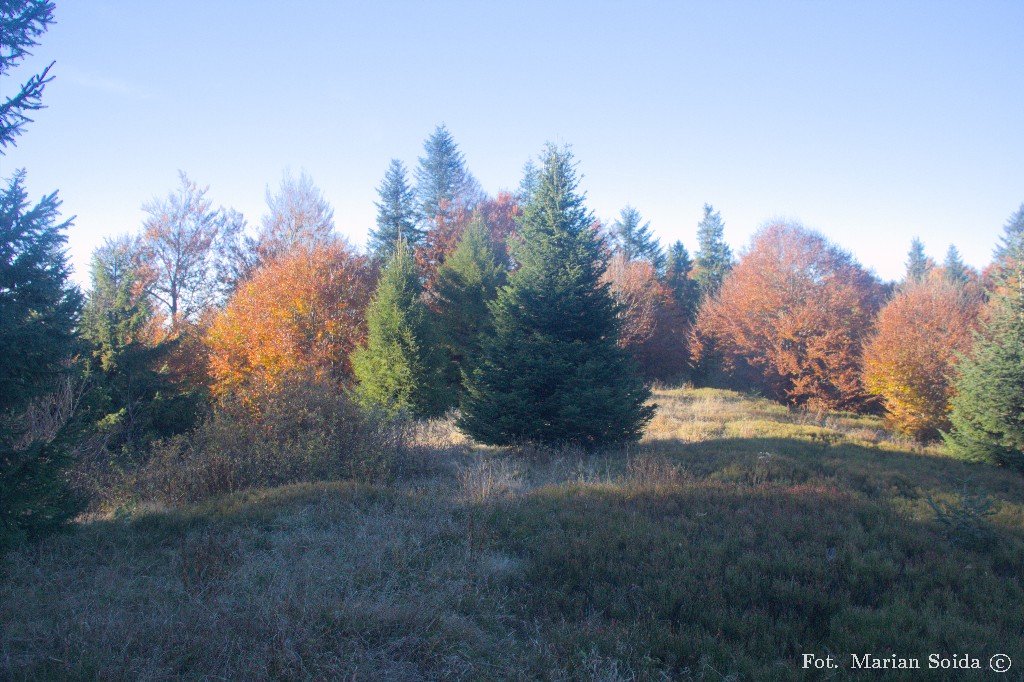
left=4, top=0, right=1022, bottom=287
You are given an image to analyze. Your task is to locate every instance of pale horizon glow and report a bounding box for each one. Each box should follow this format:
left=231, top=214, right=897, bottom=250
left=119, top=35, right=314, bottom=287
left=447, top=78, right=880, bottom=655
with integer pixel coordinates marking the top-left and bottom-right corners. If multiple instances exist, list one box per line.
left=3, top=1, right=1021, bottom=288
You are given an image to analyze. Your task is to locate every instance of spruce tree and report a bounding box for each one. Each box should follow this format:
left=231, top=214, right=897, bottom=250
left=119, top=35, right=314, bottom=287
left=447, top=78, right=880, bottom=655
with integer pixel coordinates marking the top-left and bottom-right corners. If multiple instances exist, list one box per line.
left=694, top=203, right=732, bottom=299
left=943, top=244, right=969, bottom=286
left=370, top=159, right=421, bottom=260
left=459, top=145, right=653, bottom=447
left=905, top=237, right=932, bottom=284
left=1, top=3, right=86, bottom=547
left=945, top=207, right=1024, bottom=471
left=609, top=206, right=662, bottom=267
left=414, top=124, right=481, bottom=222
left=664, top=240, right=700, bottom=322
left=352, top=241, right=443, bottom=418
left=433, top=214, right=507, bottom=407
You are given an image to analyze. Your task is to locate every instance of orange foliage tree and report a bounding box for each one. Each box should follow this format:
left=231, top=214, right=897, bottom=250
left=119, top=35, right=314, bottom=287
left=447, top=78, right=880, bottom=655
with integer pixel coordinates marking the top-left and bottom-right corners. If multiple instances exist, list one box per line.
left=862, top=275, right=980, bottom=440
left=602, top=254, right=689, bottom=381
left=693, top=222, right=883, bottom=410
left=206, top=242, right=371, bottom=403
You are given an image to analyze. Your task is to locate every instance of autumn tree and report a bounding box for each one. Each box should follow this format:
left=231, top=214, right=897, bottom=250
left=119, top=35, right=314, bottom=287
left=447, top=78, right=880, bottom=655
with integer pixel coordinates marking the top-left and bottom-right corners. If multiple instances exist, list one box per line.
left=206, top=242, right=370, bottom=405
left=432, top=216, right=507, bottom=407
left=459, top=145, right=652, bottom=446
left=256, top=170, right=335, bottom=262
left=370, top=159, right=421, bottom=261
left=603, top=253, right=687, bottom=381
left=694, top=222, right=883, bottom=410
left=693, top=203, right=732, bottom=299
left=139, top=172, right=243, bottom=330
left=862, top=276, right=980, bottom=440
left=352, top=241, right=443, bottom=417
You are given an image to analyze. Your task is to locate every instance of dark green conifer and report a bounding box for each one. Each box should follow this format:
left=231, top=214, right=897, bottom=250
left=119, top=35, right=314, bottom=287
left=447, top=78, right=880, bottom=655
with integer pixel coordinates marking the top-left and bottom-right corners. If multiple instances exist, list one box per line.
left=610, top=206, right=662, bottom=267
left=432, top=214, right=507, bottom=407
left=942, top=244, right=969, bottom=286
left=905, top=237, right=932, bottom=284
left=352, top=241, right=443, bottom=417
left=414, top=124, right=481, bottom=222
left=663, top=240, right=700, bottom=322
left=459, top=145, right=653, bottom=447
left=946, top=207, right=1024, bottom=471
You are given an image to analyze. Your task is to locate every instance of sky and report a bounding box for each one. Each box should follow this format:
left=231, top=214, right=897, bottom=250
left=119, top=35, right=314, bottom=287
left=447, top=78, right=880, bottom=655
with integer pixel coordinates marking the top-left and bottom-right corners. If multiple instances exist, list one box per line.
left=4, top=0, right=1023, bottom=288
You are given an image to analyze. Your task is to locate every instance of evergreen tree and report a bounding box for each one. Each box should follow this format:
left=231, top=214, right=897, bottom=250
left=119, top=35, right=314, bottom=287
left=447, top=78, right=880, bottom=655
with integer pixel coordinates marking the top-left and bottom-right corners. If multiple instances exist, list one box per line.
left=414, top=124, right=482, bottom=221
left=946, top=207, right=1024, bottom=471
left=352, top=241, right=443, bottom=417
left=943, top=244, right=969, bottom=286
left=459, top=145, right=653, bottom=447
left=609, top=206, right=662, bottom=267
left=694, top=203, right=732, bottom=299
left=433, top=214, right=507, bottom=407
left=370, top=159, right=422, bottom=260
left=905, top=237, right=932, bottom=284
left=663, top=240, right=700, bottom=322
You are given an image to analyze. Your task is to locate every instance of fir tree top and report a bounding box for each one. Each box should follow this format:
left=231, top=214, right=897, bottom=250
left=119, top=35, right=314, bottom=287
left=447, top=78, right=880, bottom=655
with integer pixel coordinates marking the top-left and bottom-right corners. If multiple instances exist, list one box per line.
left=370, top=159, right=421, bottom=260
left=694, top=203, right=732, bottom=298
left=905, top=237, right=932, bottom=284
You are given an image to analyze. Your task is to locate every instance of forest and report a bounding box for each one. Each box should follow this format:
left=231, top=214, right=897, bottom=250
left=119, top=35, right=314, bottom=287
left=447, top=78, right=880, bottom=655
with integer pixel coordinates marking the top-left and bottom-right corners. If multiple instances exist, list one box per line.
left=4, top=3, right=1024, bottom=679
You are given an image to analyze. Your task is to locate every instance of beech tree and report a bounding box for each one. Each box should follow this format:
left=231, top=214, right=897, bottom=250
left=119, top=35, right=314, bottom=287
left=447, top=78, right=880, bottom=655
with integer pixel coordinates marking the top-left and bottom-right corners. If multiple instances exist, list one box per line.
left=459, top=145, right=652, bottom=446
left=256, top=169, right=335, bottom=262
left=862, top=276, right=980, bottom=440
left=206, top=242, right=370, bottom=406
left=694, top=222, right=883, bottom=410
left=139, top=173, right=243, bottom=330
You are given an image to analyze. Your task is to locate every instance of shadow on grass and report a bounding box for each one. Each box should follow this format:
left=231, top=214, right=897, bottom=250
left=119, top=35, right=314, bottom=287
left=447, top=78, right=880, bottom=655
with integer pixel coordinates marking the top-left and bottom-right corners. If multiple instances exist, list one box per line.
left=482, top=475, right=1024, bottom=680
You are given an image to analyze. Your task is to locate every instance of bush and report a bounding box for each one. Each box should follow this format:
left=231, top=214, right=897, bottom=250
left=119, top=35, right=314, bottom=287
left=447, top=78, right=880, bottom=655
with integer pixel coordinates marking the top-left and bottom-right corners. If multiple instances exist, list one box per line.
left=139, top=373, right=408, bottom=505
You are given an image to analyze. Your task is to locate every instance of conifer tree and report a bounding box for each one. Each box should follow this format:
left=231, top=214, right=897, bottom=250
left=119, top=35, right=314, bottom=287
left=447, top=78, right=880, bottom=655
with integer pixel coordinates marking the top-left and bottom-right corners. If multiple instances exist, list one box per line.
left=693, top=203, right=732, bottom=299
left=609, top=206, right=662, bottom=266
left=433, top=215, right=507, bottom=407
left=370, top=159, right=421, bottom=261
left=1, top=2, right=86, bottom=547
left=943, top=244, right=969, bottom=286
left=905, top=237, right=932, bottom=284
left=946, top=207, right=1024, bottom=471
left=459, top=145, right=653, bottom=447
left=414, top=124, right=482, bottom=222
left=352, top=241, right=443, bottom=417
left=663, top=240, right=699, bottom=322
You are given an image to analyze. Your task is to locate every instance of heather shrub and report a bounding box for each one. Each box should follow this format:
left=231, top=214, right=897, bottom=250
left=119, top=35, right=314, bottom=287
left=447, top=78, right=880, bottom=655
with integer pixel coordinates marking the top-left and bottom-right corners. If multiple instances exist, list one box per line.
left=140, top=372, right=407, bottom=504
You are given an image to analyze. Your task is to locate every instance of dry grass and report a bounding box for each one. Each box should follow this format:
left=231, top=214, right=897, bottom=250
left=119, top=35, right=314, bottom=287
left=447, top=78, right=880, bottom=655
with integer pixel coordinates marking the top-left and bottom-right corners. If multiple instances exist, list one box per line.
left=4, top=387, right=1024, bottom=680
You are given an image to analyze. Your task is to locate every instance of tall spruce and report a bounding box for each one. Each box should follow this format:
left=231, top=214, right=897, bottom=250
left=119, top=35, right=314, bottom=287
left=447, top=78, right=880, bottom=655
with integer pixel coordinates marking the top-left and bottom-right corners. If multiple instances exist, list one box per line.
left=694, top=203, right=732, bottom=299
left=352, top=240, right=443, bottom=418
left=370, top=159, right=421, bottom=260
left=458, top=145, right=653, bottom=447
left=432, top=214, right=507, bottom=408
left=905, top=237, right=932, bottom=284
left=610, top=206, right=662, bottom=267
left=943, top=244, right=969, bottom=286
left=1, top=2, right=86, bottom=547
left=414, top=124, right=481, bottom=222
left=945, top=206, right=1024, bottom=471
left=664, top=240, right=699, bottom=322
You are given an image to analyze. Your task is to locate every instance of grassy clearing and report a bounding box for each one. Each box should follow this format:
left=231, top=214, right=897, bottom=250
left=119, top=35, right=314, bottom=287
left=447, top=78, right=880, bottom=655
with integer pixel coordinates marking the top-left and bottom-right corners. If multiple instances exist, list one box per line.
left=3, top=388, right=1024, bottom=680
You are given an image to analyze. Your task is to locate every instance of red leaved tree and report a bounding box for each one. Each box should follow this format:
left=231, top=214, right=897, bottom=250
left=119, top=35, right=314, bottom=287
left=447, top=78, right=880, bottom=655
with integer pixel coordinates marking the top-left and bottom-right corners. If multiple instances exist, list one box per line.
left=206, top=242, right=371, bottom=404
left=693, top=222, right=883, bottom=410
left=862, top=274, right=981, bottom=440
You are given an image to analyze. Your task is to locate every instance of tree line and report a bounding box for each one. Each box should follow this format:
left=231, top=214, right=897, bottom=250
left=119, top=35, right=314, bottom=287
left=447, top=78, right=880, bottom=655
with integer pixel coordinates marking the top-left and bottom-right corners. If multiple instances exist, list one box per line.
left=3, top=1, right=1023, bottom=547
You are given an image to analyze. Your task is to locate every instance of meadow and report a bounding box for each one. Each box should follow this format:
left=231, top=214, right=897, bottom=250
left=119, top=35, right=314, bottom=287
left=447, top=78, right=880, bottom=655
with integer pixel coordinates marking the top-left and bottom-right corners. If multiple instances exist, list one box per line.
left=3, top=387, right=1023, bottom=681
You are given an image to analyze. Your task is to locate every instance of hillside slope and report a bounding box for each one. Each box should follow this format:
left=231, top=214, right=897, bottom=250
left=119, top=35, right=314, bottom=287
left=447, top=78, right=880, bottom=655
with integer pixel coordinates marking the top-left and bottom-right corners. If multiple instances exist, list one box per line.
left=3, top=388, right=1023, bottom=680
